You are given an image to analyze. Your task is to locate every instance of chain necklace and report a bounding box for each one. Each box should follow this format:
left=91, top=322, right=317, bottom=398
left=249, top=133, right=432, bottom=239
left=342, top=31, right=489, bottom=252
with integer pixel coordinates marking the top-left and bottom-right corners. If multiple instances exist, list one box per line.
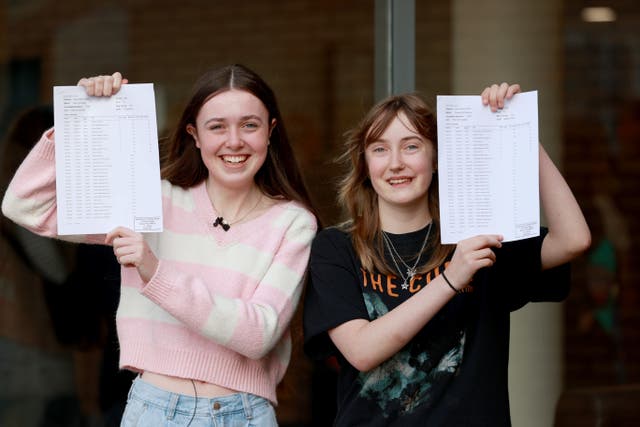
left=382, top=222, right=432, bottom=290
left=211, top=192, right=262, bottom=232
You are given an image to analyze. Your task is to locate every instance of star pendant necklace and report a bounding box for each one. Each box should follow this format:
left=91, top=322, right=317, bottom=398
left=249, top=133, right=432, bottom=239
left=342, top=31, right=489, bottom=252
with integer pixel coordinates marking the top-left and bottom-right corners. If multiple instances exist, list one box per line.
left=211, top=190, right=262, bottom=232
left=382, top=222, right=433, bottom=290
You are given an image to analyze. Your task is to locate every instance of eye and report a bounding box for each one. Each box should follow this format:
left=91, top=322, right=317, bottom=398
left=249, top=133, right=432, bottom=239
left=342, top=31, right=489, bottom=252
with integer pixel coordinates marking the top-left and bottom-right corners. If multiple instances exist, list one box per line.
left=208, top=123, right=224, bottom=131
left=367, top=143, right=387, bottom=154
left=403, top=139, right=424, bottom=152
left=243, top=121, right=259, bottom=130
left=365, top=141, right=389, bottom=154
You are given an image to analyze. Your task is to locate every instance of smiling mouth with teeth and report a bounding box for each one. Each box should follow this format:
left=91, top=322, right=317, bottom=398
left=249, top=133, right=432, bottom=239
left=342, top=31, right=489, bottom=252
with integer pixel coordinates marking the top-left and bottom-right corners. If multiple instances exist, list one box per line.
left=389, top=178, right=411, bottom=185
left=222, top=155, right=248, bottom=164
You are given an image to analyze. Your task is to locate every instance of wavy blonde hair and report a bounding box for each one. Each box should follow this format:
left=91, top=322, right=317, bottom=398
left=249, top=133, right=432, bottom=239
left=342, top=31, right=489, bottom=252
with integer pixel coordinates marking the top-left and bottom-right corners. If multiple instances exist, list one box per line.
left=337, top=93, right=454, bottom=274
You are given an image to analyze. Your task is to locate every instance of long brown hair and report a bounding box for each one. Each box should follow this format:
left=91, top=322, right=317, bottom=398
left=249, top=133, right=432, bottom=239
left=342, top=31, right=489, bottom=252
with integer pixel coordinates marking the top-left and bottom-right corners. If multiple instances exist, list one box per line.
left=337, top=93, right=454, bottom=274
left=161, top=64, right=318, bottom=220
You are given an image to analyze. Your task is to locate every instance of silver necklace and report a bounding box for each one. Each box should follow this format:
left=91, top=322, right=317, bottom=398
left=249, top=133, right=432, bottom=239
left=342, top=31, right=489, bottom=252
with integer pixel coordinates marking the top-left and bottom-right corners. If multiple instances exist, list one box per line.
left=382, top=222, right=432, bottom=290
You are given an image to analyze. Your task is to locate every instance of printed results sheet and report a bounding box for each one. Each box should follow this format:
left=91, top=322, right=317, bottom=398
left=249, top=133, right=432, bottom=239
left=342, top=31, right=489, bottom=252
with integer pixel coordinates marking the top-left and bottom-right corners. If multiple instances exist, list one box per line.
left=53, top=83, right=163, bottom=235
left=437, top=91, right=539, bottom=244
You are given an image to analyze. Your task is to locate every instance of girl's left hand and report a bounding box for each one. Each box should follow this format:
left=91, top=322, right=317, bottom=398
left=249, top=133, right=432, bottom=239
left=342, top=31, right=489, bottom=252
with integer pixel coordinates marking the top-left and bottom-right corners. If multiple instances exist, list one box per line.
left=105, top=226, right=158, bottom=283
left=481, top=82, right=521, bottom=112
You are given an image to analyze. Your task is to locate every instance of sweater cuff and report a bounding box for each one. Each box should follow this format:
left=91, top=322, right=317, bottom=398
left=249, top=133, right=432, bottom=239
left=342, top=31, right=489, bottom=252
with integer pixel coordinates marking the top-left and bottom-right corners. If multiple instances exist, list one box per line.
left=33, top=128, right=56, bottom=160
left=139, top=260, right=175, bottom=304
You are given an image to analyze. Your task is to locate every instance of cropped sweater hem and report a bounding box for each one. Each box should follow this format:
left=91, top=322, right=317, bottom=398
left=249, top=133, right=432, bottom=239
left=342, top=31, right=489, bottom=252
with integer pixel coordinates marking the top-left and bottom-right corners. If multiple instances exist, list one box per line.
left=118, top=335, right=276, bottom=403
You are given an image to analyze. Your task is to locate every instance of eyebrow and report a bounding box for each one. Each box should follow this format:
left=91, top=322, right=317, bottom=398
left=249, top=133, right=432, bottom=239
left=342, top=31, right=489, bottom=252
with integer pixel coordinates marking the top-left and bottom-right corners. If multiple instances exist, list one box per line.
left=372, top=135, right=424, bottom=144
left=203, top=115, right=263, bottom=126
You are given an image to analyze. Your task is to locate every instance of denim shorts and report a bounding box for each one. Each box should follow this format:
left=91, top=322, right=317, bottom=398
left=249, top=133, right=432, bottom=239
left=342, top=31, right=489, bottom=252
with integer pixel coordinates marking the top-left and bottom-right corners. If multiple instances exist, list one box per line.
left=121, top=376, right=278, bottom=427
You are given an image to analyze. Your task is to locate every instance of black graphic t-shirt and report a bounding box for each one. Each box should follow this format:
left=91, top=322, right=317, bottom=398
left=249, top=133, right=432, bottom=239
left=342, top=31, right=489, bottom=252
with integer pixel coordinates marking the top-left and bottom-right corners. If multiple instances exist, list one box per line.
left=303, top=225, right=570, bottom=427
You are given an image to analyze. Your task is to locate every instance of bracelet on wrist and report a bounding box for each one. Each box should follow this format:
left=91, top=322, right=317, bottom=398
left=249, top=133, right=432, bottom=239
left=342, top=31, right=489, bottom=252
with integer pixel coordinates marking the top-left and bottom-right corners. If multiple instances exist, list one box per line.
left=442, top=271, right=462, bottom=295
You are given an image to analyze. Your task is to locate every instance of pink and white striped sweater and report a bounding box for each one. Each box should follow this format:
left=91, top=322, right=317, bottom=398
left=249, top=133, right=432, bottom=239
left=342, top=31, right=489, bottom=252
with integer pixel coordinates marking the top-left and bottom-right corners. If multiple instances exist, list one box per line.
left=1, top=130, right=317, bottom=404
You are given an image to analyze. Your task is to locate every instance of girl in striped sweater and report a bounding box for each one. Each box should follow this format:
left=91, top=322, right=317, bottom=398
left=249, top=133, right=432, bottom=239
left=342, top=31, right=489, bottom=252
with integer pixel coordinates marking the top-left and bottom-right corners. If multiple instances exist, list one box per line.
left=2, top=65, right=318, bottom=426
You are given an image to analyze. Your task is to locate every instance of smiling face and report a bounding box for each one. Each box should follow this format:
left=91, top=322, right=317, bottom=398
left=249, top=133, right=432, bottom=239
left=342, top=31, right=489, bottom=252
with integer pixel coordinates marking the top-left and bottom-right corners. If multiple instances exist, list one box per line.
left=365, top=112, right=436, bottom=214
left=187, top=89, right=274, bottom=192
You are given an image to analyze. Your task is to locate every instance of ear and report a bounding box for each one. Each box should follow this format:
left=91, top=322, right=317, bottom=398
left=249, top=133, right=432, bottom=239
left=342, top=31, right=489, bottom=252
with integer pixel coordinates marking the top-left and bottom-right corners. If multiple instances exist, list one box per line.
left=186, top=124, right=200, bottom=148
left=269, top=118, right=277, bottom=138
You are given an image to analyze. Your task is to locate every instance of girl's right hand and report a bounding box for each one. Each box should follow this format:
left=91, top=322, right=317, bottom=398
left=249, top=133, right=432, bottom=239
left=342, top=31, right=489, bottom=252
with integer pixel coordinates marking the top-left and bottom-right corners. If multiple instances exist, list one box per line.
left=77, top=72, right=128, bottom=97
left=445, top=234, right=503, bottom=290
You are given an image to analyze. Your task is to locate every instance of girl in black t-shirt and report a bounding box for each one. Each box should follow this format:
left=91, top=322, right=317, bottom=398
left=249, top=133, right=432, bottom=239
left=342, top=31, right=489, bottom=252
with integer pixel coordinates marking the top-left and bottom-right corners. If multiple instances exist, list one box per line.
left=303, top=84, right=591, bottom=426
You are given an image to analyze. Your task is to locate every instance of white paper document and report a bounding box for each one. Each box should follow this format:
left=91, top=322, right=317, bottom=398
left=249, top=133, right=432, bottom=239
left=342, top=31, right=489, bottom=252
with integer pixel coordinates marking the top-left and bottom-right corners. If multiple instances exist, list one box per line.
left=53, top=83, right=163, bottom=235
left=437, top=91, right=539, bottom=244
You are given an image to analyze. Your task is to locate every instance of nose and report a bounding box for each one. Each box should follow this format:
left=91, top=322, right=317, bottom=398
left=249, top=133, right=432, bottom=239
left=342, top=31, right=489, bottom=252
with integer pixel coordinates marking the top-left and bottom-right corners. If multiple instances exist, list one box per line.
left=226, top=127, right=244, bottom=149
left=389, top=147, right=404, bottom=171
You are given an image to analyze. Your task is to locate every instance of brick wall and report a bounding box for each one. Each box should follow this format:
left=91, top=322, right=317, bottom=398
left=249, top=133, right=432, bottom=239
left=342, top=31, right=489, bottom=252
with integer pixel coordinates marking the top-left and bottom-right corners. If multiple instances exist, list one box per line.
left=563, top=0, right=640, bottom=388
left=2, top=1, right=379, bottom=424
left=4, top=0, right=639, bottom=423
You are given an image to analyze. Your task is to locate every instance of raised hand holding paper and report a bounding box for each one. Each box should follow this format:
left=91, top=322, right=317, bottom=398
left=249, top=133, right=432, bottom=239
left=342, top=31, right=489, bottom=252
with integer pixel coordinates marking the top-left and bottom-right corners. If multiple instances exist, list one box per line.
left=53, top=83, right=162, bottom=235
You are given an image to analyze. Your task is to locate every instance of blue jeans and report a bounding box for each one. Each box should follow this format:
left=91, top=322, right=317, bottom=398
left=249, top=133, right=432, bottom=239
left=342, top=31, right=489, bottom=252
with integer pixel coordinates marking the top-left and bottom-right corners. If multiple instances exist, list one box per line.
left=121, top=376, right=278, bottom=427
